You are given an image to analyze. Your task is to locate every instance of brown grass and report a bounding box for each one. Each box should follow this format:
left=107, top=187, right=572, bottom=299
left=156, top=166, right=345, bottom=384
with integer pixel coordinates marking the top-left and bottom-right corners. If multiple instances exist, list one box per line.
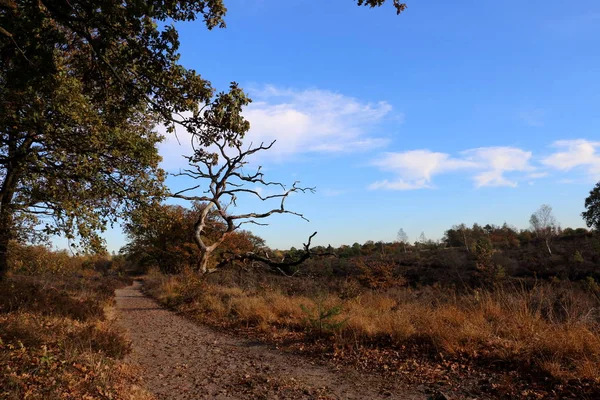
left=0, top=273, right=153, bottom=400
left=145, top=269, right=600, bottom=383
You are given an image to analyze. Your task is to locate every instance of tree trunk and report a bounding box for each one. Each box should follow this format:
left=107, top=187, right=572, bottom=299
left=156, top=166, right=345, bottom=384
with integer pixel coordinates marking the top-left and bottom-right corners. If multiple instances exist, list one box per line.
left=193, top=202, right=214, bottom=274
left=0, top=208, right=13, bottom=280
left=198, top=248, right=212, bottom=274
left=0, top=231, right=9, bottom=280
left=0, top=135, right=32, bottom=279
left=545, top=238, right=552, bottom=255
left=0, top=174, right=18, bottom=281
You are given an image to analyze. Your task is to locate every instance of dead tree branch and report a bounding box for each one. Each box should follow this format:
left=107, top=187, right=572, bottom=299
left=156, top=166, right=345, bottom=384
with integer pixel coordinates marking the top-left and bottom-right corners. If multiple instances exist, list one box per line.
left=214, top=231, right=322, bottom=275
left=171, top=129, right=314, bottom=274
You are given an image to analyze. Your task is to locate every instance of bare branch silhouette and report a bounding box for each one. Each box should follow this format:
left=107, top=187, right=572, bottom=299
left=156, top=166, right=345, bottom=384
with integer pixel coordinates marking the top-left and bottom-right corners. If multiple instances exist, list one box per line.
left=172, top=131, right=314, bottom=274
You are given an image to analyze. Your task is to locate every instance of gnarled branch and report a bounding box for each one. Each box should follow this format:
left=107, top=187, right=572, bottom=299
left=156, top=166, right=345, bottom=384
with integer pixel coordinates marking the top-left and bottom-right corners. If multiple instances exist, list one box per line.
left=171, top=129, right=314, bottom=274
left=215, top=232, right=320, bottom=276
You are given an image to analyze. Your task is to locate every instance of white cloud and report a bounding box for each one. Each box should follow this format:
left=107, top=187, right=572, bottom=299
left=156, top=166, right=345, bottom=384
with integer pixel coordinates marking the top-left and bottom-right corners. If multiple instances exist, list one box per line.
left=244, top=86, right=394, bottom=158
left=527, top=172, right=549, bottom=179
left=368, top=179, right=434, bottom=191
left=462, top=147, right=533, bottom=187
left=157, top=86, right=395, bottom=171
left=369, top=150, right=474, bottom=190
left=472, top=170, right=518, bottom=188
left=370, top=146, right=534, bottom=190
left=155, top=117, right=194, bottom=172
left=541, top=139, right=600, bottom=179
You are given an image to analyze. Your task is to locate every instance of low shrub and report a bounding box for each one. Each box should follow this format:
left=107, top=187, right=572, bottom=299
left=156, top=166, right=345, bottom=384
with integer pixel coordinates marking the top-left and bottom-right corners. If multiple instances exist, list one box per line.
left=0, top=273, right=148, bottom=400
left=145, top=271, right=600, bottom=383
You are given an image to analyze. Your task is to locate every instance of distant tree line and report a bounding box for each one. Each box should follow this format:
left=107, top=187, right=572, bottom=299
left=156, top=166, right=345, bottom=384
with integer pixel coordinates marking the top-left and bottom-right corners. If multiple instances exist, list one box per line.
left=297, top=204, right=592, bottom=259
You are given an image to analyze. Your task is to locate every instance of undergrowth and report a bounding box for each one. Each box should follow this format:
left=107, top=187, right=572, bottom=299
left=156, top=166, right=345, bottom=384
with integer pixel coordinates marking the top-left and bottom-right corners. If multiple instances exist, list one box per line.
left=144, top=268, right=600, bottom=386
left=0, top=273, right=152, bottom=400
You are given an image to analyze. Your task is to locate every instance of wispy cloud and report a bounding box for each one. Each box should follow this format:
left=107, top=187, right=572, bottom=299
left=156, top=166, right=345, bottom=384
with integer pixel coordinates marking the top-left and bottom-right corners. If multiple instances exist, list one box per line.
left=527, top=172, right=549, bottom=179
left=155, top=114, right=193, bottom=172
left=542, top=139, right=600, bottom=179
left=244, top=85, right=395, bottom=158
left=462, top=147, right=533, bottom=187
left=157, top=85, right=396, bottom=171
left=369, top=150, right=474, bottom=190
left=370, top=146, right=534, bottom=190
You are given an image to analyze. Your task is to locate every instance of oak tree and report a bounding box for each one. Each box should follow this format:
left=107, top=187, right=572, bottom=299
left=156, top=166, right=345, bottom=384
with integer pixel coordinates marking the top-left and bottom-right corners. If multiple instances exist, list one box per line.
left=122, top=202, right=265, bottom=273
left=0, top=0, right=240, bottom=277
left=0, top=0, right=405, bottom=278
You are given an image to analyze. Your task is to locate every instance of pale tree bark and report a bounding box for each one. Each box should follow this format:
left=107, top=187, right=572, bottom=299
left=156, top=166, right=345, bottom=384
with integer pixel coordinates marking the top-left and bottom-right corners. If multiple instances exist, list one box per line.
left=545, top=237, right=552, bottom=256
left=215, top=232, right=319, bottom=276
left=172, top=134, right=315, bottom=274
left=461, top=229, right=470, bottom=252
left=530, top=205, right=557, bottom=256
left=396, top=228, right=408, bottom=253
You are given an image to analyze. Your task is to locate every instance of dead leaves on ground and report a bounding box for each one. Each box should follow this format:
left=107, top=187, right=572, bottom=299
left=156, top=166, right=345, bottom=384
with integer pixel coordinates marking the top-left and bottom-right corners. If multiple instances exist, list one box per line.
left=1, top=275, right=151, bottom=400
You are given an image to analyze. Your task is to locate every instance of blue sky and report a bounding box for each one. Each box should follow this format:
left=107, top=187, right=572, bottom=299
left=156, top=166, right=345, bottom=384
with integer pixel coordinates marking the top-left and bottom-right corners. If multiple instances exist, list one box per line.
left=108, top=0, right=600, bottom=251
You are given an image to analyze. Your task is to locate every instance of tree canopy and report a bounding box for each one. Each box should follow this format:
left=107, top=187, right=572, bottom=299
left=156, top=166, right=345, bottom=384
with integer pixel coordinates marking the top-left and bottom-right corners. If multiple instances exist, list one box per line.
left=122, top=202, right=265, bottom=274
left=0, top=0, right=248, bottom=278
left=0, top=0, right=406, bottom=278
left=582, top=182, right=600, bottom=232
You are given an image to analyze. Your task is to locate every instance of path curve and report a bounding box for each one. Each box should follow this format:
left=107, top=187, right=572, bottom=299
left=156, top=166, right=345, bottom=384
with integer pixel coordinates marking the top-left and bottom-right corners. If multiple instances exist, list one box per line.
left=114, top=281, right=425, bottom=400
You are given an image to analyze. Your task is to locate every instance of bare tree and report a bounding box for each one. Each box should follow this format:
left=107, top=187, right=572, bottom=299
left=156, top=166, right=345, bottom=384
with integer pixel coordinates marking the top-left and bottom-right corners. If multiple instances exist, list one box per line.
left=396, top=228, right=409, bottom=253
left=530, top=204, right=558, bottom=255
left=172, top=131, right=314, bottom=274
left=456, top=223, right=471, bottom=252
left=414, top=231, right=427, bottom=250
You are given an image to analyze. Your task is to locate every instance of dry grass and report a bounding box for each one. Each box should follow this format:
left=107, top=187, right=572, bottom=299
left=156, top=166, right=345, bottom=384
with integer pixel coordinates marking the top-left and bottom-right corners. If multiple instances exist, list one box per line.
left=0, top=273, right=153, bottom=400
left=145, top=270, right=600, bottom=383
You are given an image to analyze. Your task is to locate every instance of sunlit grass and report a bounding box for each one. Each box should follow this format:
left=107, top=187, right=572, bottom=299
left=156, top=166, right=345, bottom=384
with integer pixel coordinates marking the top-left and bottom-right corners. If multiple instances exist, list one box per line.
left=145, top=270, right=600, bottom=382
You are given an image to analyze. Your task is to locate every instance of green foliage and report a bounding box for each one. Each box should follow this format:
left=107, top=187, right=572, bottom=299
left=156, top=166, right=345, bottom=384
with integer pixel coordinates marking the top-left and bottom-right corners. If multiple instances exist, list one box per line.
left=582, top=182, right=600, bottom=232
left=573, top=250, right=584, bottom=264
left=122, top=202, right=265, bottom=274
left=475, top=238, right=493, bottom=269
left=474, top=238, right=504, bottom=285
left=319, top=259, right=334, bottom=277
left=7, top=242, right=78, bottom=275
left=122, top=203, right=199, bottom=274
left=1, top=0, right=406, bottom=279
left=300, top=298, right=346, bottom=337
left=357, top=0, right=408, bottom=14
left=446, top=222, right=521, bottom=250
left=5, top=241, right=121, bottom=276
left=0, top=0, right=209, bottom=276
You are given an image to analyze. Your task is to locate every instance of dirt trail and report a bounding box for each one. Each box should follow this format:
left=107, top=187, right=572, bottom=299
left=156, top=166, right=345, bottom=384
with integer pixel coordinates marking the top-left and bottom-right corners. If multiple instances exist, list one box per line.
left=114, top=281, right=426, bottom=399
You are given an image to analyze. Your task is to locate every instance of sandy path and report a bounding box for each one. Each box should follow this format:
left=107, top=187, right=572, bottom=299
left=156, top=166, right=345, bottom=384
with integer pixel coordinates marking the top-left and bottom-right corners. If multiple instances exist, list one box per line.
left=114, top=281, right=425, bottom=400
